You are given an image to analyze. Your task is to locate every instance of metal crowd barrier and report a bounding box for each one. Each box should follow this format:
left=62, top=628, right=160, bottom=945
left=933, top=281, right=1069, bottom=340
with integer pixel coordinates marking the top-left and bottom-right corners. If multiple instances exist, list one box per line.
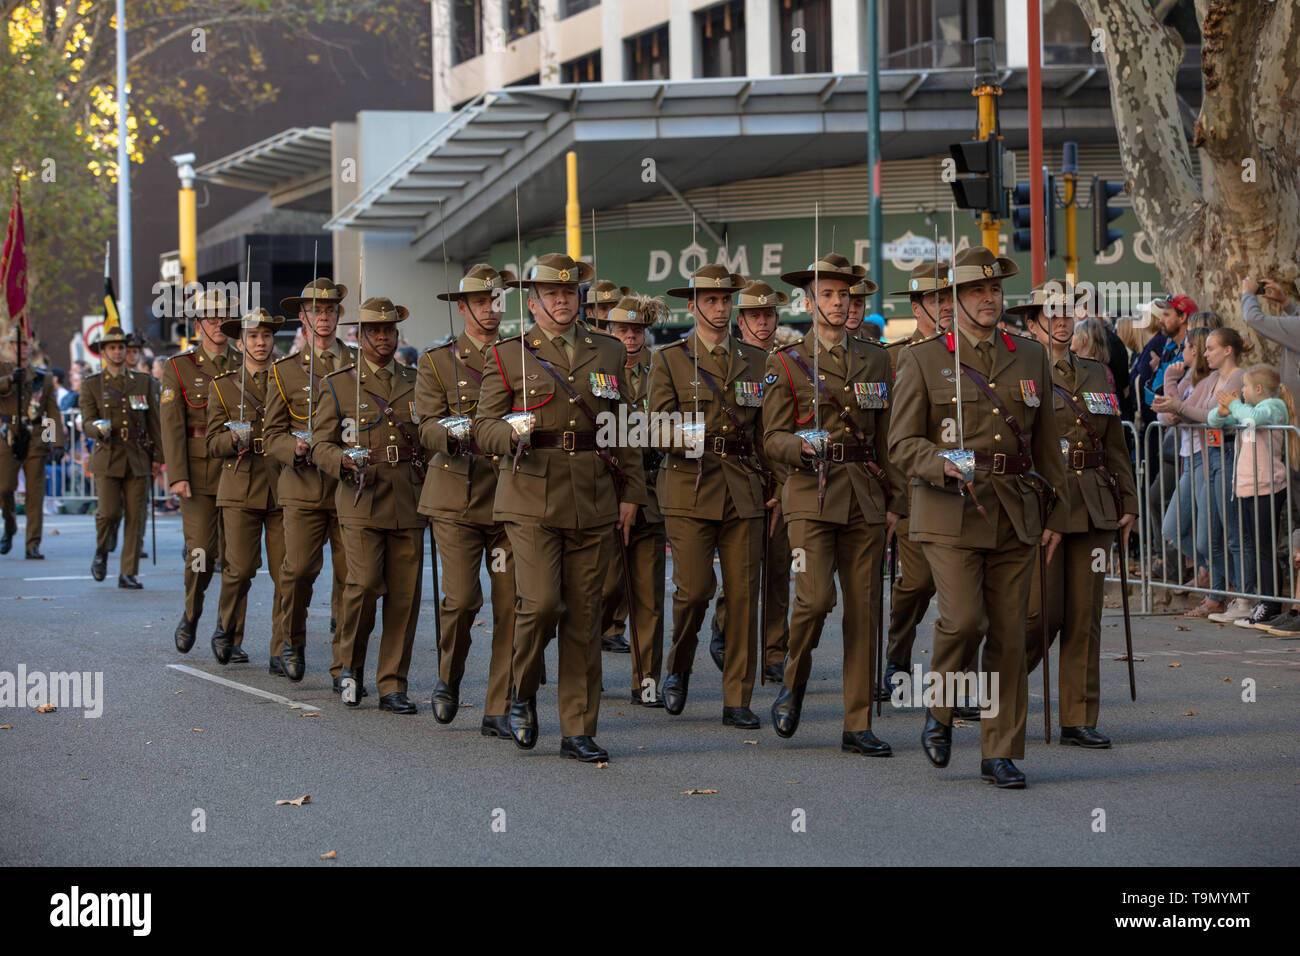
left=28, top=411, right=172, bottom=515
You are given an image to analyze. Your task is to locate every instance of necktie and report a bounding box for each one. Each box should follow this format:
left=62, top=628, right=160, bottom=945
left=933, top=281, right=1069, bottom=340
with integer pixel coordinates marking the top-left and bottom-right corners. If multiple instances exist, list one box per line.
left=213, top=353, right=226, bottom=374
left=977, top=340, right=993, bottom=375
left=375, top=366, right=391, bottom=394
left=253, top=370, right=266, bottom=391
left=319, top=350, right=334, bottom=373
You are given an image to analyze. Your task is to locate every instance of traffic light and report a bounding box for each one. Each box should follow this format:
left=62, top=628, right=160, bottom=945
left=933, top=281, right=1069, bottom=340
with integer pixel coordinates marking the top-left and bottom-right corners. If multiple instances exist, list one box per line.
left=948, top=138, right=1002, bottom=214
left=1010, top=172, right=1057, bottom=258
left=1091, top=176, right=1124, bottom=255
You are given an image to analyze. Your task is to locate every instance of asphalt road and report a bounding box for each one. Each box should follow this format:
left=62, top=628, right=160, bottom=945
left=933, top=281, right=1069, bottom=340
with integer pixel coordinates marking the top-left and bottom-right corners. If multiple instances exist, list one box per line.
left=1, top=513, right=1296, bottom=866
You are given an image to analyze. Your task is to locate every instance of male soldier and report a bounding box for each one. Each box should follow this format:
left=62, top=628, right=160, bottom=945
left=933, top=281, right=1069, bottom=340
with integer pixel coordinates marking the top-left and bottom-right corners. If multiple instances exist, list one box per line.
left=845, top=278, right=871, bottom=341
left=709, top=280, right=792, bottom=685
left=0, top=329, right=64, bottom=559
left=763, top=258, right=903, bottom=755
left=472, top=253, right=645, bottom=763
left=206, top=309, right=287, bottom=666
left=1012, top=283, right=1137, bottom=748
left=312, top=297, right=425, bottom=714
left=597, top=293, right=668, bottom=706
left=889, top=246, right=1067, bottom=789
left=162, top=289, right=243, bottom=655
left=80, top=321, right=163, bottom=587
left=584, top=280, right=630, bottom=328
left=125, top=333, right=155, bottom=561
left=264, top=278, right=356, bottom=684
left=418, top=264, right=518, bottom=736
left=650, top=264, right=774, bottom=728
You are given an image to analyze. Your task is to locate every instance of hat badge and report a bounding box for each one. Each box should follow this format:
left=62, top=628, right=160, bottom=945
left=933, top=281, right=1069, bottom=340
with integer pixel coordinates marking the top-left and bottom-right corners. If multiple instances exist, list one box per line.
left=982, top=264, right=995, bottom=277
left=911, top=279, right=919, bottom=290
left=627, top=310, right=636, bottom=320
left=557, top=268, right=571, bottom=281
left=758, top=294, right=768, bottom=304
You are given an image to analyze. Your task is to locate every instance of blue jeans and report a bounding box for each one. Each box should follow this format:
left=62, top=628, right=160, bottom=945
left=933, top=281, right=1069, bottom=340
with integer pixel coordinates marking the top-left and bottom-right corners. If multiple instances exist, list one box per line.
left=1205, top=440, right=1242, bottom=599
left=1161, top=452, right=1210, bottom=574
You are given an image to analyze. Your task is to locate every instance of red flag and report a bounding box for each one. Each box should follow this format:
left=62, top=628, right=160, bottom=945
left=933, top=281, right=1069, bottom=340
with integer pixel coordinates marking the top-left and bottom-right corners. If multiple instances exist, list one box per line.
left=1, top=179, right=27, bottom=333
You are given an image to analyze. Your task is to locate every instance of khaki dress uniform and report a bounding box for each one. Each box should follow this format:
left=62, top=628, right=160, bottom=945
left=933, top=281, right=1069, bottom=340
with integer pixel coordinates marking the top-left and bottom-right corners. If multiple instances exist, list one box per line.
left=264, top=336, right=357, bottom=680
left=79, top=366, right=162, bottom=579
left=0, top=361, right=64, bottom=556
left=417, top=322, right=517, bottom=730
left=888, top=248, right=1068, bottom=773
left=472, top=255, right=647, bottom=756
left=311, top=299, right=426, bottom=708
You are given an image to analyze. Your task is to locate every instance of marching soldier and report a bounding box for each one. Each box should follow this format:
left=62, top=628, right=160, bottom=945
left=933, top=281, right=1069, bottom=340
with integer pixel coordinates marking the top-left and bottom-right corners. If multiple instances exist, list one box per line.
left=125, top=333, right=155, bottom=561
left=472, top=253, right=645, bottom=763
left=206, top=309, right=287, bottom=666
left=264, top=278, right=357, bottom=684
left=710, top=280, right=792, bottom=685
left=162, top=289, right=243, bottom=655
left=596, top=293, right=668, bottom=706
left=79, top=321, right=163, bottom=587
left=889, top=246, right=1067, bottom=789
left=312, top=297, right=426, bottom=715
left=763, top=257, right=903, bottom=755
left=1012, top=283, right=1138, bottom=748
left=0, top=330, right=64, bottom=559
left=650, top=264, right=773, bottom=729
left=584, top=280, right=630, bottom=328
left=417, top=264, right=518, bottom=736
left=845, top=278, right=872, bottom=341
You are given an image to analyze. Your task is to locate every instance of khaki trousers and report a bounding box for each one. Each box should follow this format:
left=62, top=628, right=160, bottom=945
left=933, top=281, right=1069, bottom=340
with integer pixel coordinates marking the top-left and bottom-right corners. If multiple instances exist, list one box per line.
left=887, top=514, right=936, bottom=668
left=278, top=506, right=347, bottom=675
left=713, top=514, right=790, bottom=670
left=217, top=506, right=286, bottom=652
left=598, top=514, right=667, bottom=695
left=336, top=525, right=423, bottom=697
left=95, top=474, right=146, bottom=576
left=180, top=492, right=221, bottom=623
left=0, top=452, right=47, bottom=549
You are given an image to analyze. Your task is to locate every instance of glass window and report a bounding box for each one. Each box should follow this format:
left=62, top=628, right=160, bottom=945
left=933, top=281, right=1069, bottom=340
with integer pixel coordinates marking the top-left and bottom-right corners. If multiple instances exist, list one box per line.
left=561, top=50, right=602, bottom=83
left=779, top=0, right=832, bottom=75
left=698, top=1, right=746, bottom=78
left=882, top=0, right=998, bottom=70
left=505, top=0, right=539, bottom=40
left=452, top=0, right=483, bottom=65
left=563, top=0, right=600, bottom=16
left=507, top=72, right=540, bottom=86
left=625, top=25, right=670, bottom=81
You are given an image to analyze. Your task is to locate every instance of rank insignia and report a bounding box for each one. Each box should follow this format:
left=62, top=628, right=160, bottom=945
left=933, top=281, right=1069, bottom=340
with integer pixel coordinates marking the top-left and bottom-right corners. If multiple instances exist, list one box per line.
left=764, top=373, right=778, bottom=385
left=853, top=381, right=889, bottom=409
left=1083, top=392, right=1120, bottom=415
left=734, top=381, right=763, bottom=407
left=589, top=372, right=620, bottom=399
left=1019, top=379, right=1040, bottom=407
left=128, top=395, right=148, bottom=411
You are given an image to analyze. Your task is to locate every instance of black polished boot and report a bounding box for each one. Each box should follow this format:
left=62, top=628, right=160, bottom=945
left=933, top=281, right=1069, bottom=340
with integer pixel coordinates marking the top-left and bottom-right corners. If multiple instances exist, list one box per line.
left=281, top=646, right=305, bottom=682
left=25, top=545, right=43, bottom=559
left=921, top=709, right=952, bottom=767
left=480, top=715, right=512, bottom=738
left=723, top=706, right=760, bottom=729
left=1060, top=725, right=1111, bottom=749
left=763, top=662, right=785, bottom=685
left=431, top=679, right=460, bottom=724
left=210, top=625, right=234, bottom=665
left=268, top=656, right=286, bottom=677
left=338, top=668, right=362, bottom=707
left=509, top=696, right=538, bottom=750
left=875, top=661, right=907, bottom=703
left=117, top=574, right=143, bottom=589
left=771, top=682, right=807, bottom=739
left=708, top=618, right=725, bottom=672
left=601, top=632, right=630, bottom=653
left=980, top=758, right=1027, bottom=789
left=0, top=513, right=14, bottom=554
left=378, top=692, right=417, bottom=714
left=90, top=551, right=107, bottom=581
left=842, top=729, right=893, bottom=757
left=228, top=645, right=248, bottom=664
left=174, top=614, right=196, bottom=653
left=661, top=672, right=690, bottom=715
left=560, top=735, right=608, bottom=762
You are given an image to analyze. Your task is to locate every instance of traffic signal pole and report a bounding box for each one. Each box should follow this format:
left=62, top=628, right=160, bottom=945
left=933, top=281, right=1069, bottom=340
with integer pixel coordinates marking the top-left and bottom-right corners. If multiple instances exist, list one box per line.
left=1027, top=0, right=1045, bottom=285
left=975, top=81, right=1001, bottom=254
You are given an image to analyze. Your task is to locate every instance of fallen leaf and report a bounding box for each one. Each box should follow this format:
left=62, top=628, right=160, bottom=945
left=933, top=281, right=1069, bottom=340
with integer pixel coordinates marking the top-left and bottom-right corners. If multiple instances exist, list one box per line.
left=0, top=724, right=12, bottom=730
left=615, top=711, right=625, bottom=717
left=1183, top=711, right=1197, bottom=717
left=636, top=745, right=644, bottom=750
left=80, top=776, right=87, bottom=780
left=953, top=719, right=971, bottom=728
left=595, top=761, right=609, bottom=769
left=1176, top=625, right=1190, bottom=631
left=191, top=727, right=203, bottom=732
left=682, top=788, right=717, bottom=795
left=299, top=712, right=320, bottom=718
left=49, top=528, right=59, bottom=535
left=290, top=705, right=301, bottom=710
left=36, top=702, right=56, bottom=713
left=319, top=850, right=338, bottom=860
left=1223, top=677, right=1231, bottom=682
left=743, top=739, right=758, bottom=745
left=1168, top=663, right=1181, bottom=668
left=275, top=795, right=311, bottom=807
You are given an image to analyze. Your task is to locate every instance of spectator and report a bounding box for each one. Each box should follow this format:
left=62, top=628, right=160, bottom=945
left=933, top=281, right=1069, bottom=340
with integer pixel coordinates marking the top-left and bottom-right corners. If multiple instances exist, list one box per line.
left=396, top=345, right=418, bottom=367
left=1201, top=328, right=1251, bottom=621
left=1150, top=294, right=1196, bottom=395
left=59, top=367, right=82, bottom=413
left=1241, top=276, right=1300, bottom=400
left=1188, top=310, right=1225, bottom=332
left=1072, top=317, right=1112, bottom=364
left=1208, top=362, right=1298, bottom=629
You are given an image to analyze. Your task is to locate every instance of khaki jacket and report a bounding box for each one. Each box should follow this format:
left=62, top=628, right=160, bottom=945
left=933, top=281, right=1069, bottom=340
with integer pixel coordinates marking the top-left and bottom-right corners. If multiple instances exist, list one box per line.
left=160, top=346, right=243, bottom=494
left=624, top=354, right=663, bottom=524
left=0, top=363, right=64, bottom=455
left=206, top=368, right=280, bottom=511
left=78, top=369, right=163, bottom=479
left=884, top=329, right=928, bottom=375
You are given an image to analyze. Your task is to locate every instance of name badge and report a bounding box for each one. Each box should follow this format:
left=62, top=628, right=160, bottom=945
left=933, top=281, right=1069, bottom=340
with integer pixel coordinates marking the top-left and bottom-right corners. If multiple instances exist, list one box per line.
left=1083, top=391, right=1120, bottom=416
left=1019, top=379, right=1040, bottom=407
left=589, top=372, right=620, bottom=400
left=854, top=382, right=888, bottom=410
left=128, top=395, right=148, bottom=411
left=734, top=381, right=763, bottom=407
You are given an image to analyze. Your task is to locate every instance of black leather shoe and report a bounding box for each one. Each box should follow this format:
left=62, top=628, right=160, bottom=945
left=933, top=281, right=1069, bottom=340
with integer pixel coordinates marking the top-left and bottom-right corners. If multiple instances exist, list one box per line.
left=1060, top=725, right=1111, bottom=749
left=763, top=663, right=785, bottom=685
left=282, top=647, right=305, bottom=682
left=921, top=709, right=952, bottom=767
left=662, top=672, right=689, bottom=715
left=268, top=656, right=285, bottom=677
left=771, top=683, right=807, bottom=739
left=708, top=618, right=725, bottom=672
left=139, top=550, right=148, bottom=560
left=842, top=729, right=893, bottom=757
left=90, top=551, right=107, bottom=581
left=632, top=688, right=666, bottom=708
left=432, top=679, right=460, bottom=724
left=876, top=662, right=906, bottom=703
left=338, top=669, right=363, bottom=706
left=560, top=735, right=608, bottom=763
left=211, top=626, right=234, bottom=665
left=329, top=616, right=337, bottom=634
left=480, top=714, right=512, bottom=738
left=953, top=705, right=981, bottom=721
left=229, top=646, right=248, bottom=664
left=174, top=615, right=196, bottom=653
left=378, top=692, right=417, bottom=714
left=332, top=674, right=367, bottom=698
left=117, top=574, right=143, bottom=589
left=980, top=758, right=1027, bottom=789
left=723, top=706, right=760, bottom=728
left=601, top=632, right=630, bottom=653
left=25, top=546, right=43, bottom=559
left=0, top=514, right=14, bottom=554
left=509, top=696, right=538, bottom=749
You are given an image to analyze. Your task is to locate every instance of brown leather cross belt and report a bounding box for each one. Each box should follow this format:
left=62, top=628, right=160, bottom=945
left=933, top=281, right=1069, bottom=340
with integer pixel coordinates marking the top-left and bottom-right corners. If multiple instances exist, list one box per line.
left=1068, top=449, right=1105, bottom=469
left=973, top=452, right=1032, bottom=475
left=530, top=430, right=599, bottom=451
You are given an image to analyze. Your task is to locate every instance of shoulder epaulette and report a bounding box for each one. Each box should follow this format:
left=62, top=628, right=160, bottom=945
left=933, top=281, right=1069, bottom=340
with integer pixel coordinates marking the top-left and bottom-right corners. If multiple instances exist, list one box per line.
left=323, top=364, right=355, bottom=379
left=272, top=354, right=296, bottom=366
left=213, top=369, right=236, bottom=380
left=660, top=338, right=688, bottom=350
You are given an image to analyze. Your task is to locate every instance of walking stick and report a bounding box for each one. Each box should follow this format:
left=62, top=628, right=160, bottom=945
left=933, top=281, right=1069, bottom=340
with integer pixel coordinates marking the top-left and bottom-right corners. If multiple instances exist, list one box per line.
left=150, top=474, right=156, bottom=565
left=1118, top=527, right=1136, bottom=700
left=429, top=522, right=442, bottom=667
left=1039, top=543, right=1052, bottom=743
left=876, top=535, right=887, bottom=716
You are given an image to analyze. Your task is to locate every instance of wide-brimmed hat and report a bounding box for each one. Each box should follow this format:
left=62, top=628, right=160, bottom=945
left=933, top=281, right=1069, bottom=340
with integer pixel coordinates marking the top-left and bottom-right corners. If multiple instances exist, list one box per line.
left=849, top=277, right=880, bottom=297
left=1006, top=281, right=1082, bottom=320
left=88, top=322, right=129, bottom=355
left=221, top=308, right=288, bottom=338
left=946, top=246, right=1018, bottom=288
left=602, top=294, right=666, bottom=328
left=890, top=261, right=954, bottom=296
left=124, top=331, right=147, bottom=349
left=510, top=253, right=596, bottom=288
left=437, top=264, right=516, bottom=301
left=188, top=286, right=240, bottom=320
left=281, top=278, right=348, bottom=314
left=339, top=296, right=410, bottom=326
left=666, top=264, right=747, bottom=300
left=585, top=279, right=631, bottom=305
left=736, top=280, right=790, bottom=310
left=780, top=252, right=867, bottom=289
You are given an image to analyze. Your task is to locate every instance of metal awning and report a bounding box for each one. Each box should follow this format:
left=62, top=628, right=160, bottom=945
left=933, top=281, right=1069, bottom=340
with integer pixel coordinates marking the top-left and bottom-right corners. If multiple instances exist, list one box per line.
left=197, top=126, right=333, bottom=210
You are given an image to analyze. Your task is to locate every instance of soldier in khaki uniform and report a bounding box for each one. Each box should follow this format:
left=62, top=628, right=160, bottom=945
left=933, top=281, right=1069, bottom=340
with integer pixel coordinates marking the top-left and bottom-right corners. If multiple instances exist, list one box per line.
left=710, top=280, right=792, bottom=685
left=0, top=331, right=64, bottom=559
left=889, top=246, right=1068, bottom=789
left=312, top=297, right=426, bottom=715
left=584, top=280, right=630, bottom=329
left=1012, top=283, right=1138, bottom=748
left=763, top=257, right=904, bottom=755
left=596, top=293, right=668, bottom=706
left=264, top=278, right=357, bottom=684
left=162, top=289, right=243, bottom=655
left=650, top=264, right=774, bottom=728
left=125, top=332, right=154, bottom=561
left=418, top=264, right=518, bottom=737
left=206, top=309, right=287, bottom=665
left=473, top=253, right=645, bottom=763
left=79, top=321, right=163, bottom=587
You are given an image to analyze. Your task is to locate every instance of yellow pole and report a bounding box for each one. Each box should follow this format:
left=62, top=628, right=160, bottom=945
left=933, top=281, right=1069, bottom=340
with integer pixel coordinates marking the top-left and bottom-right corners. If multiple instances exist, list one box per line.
left=975, top=84, right=1001, bottom=254
left=565, top=151, right=581, bottom=261
left=179, top=185, right=197, bottom=284
left=1062, top=173, right=1078, bottom=286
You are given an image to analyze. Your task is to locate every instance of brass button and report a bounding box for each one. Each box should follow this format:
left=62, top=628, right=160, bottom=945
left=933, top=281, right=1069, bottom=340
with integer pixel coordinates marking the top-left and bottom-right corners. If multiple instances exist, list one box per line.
left=569, top=420, right=576, bottom=426
left=722, top=425, right=728, bottom=432
left=568, top=375, right=575, bottom=382
left=1075, top=470, right=1083, bottom=476
left=389, top=434, right=396, bottom=440
left=994, top=434, right=1002, bottom=441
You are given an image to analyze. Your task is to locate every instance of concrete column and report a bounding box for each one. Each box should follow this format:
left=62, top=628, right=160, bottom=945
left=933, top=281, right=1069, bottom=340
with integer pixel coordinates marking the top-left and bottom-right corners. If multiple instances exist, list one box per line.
left=483, top=0, right=507, bottom=88
left=831, top=0, right=865, bottom=73
left=669, top=0, right=693, bottom=79
left=432, top=0, right=453, bottom=111
left=539, top=0, right=561, bottom=83
left=603, top=0, right=625, bottom=81
left=745, top=0, right=773, bottom=77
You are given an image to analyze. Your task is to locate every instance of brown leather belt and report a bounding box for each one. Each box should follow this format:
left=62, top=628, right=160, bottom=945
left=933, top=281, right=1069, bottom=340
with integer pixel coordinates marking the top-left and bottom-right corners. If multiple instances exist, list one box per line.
left=368, top=444, right=422, bottom=464
left=187, top=426, right=207, bottom=437
left=973, top=452, right=1032, bottom=475
left=702, top=435, right=748, bottom=456
left=826, top=441, right=877, bottom=463
left=1067, top=449, right=1105, bottom=469
left=531, top=430, right=599, bottom=451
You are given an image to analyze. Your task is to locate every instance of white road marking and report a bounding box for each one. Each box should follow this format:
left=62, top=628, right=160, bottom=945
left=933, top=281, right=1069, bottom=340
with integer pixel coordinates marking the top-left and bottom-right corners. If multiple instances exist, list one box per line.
left=166, top=663, right=322, bottom=712
left=22, top=575, right=100, bottom=581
